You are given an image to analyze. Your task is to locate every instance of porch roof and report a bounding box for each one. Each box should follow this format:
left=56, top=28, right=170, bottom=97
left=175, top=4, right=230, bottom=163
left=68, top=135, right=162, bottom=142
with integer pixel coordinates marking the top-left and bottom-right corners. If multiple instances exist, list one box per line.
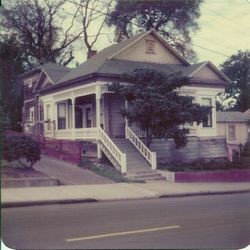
left=216, top=111, right=249, bottom=123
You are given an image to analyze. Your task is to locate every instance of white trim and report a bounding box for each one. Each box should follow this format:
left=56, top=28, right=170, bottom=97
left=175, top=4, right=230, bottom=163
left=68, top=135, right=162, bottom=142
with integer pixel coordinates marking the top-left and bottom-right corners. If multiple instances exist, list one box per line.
left=188, top=61, right=232, bottom=83
left=24, top=98, right=35, bottom=103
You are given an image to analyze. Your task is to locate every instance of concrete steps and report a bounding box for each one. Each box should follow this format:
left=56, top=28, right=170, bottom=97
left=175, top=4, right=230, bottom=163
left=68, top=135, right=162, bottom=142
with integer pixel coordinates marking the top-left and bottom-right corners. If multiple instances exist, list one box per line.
left=112, top=138, right=165, bottom=182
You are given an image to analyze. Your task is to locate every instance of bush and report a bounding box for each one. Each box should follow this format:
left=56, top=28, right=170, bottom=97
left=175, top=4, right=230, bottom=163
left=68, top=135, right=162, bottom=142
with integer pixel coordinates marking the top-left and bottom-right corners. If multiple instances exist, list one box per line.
left=242, top=141, right=250, bottom=156
left=158, top=158, right=249, bottom=172
left=3, top=134, right=41, bottom=169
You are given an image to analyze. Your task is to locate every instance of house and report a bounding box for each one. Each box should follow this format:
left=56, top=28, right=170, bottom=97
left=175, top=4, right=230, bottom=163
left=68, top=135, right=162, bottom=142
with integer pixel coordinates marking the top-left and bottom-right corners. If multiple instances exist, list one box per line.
left=20, top=29, right=231, bottom=176
left=217, top=111, right=250, bottom=161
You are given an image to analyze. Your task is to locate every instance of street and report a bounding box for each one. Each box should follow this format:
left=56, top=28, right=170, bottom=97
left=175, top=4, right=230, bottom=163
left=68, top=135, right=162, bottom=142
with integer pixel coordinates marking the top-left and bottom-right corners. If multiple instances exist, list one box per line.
left=2, top=193, right=250, bottom=249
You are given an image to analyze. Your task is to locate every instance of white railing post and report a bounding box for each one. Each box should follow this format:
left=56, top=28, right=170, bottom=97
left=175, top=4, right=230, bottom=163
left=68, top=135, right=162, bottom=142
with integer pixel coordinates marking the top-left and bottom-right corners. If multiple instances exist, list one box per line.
left=151, top=152, right=157, bottom=170
left=121, top=153, right=127, bottom=174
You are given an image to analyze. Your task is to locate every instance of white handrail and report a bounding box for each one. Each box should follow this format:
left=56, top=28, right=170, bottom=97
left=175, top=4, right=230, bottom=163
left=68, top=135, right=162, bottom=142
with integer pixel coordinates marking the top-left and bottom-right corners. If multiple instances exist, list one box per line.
left=98, top=127, right=127, bottom=173
left=126, top=126, right=157, bottom=170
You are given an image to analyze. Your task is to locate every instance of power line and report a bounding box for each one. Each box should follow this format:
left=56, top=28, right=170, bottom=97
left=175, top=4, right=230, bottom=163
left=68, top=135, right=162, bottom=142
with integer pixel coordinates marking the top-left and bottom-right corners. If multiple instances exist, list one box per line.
left=204, top=6, right=250, bottom=30
left=65, top=0, right=235, bottom=58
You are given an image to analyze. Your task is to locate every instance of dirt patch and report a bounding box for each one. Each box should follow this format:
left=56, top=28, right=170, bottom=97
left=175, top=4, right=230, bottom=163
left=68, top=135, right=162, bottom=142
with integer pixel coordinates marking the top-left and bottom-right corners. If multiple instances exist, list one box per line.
left=1, top=161, right=49, bottom=179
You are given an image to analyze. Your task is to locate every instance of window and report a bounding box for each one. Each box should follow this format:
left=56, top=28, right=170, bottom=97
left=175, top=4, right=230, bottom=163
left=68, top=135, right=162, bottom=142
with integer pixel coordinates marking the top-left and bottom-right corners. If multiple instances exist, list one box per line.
left=145, top=39, right=156, bottom=54
left=46, top=104, right=51, bottom=130
left=228, top=124, right=236, bottom=140
left=28, top=79, right=33, bottom=88
left=29, top=107, right=35, bottom=122
left=57, top=103, right=66, bottom=129
left=201, top=98, right=212, bottom=127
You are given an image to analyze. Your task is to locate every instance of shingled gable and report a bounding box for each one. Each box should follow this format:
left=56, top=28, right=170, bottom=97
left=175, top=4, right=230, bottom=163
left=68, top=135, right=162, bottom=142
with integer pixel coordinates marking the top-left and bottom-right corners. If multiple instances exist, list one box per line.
left=188, top=61, right=231, bottom=83
left=33, top=62, right=70, bottom=92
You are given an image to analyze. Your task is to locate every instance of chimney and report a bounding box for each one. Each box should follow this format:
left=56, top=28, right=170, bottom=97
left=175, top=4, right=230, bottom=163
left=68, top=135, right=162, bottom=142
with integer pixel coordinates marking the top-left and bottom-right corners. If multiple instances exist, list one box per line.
left=87, top=50, right=97, bottom=59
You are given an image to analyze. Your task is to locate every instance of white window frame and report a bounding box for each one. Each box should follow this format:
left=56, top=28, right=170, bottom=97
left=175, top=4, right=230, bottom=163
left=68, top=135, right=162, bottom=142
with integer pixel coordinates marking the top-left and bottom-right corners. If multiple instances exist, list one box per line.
left=29, top=107, right=35, bottom=122
left=201, top=97, right=213, bottom=128
left=228, top=124, right=236, bottom=140
left=28, top=79, right=33, bottom=88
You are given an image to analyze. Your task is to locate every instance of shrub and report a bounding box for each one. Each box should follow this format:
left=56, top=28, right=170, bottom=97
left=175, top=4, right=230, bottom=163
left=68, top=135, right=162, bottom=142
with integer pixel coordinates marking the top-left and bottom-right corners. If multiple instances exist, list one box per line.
left=3, top=134, right=41, bottom=169
left=241, top=141, right=250, bottom=156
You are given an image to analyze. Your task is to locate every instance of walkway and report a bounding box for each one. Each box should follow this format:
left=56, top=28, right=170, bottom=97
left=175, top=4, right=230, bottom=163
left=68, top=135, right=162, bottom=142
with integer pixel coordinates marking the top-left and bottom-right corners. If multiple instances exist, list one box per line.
left=34, top=155, right=114, bottom=185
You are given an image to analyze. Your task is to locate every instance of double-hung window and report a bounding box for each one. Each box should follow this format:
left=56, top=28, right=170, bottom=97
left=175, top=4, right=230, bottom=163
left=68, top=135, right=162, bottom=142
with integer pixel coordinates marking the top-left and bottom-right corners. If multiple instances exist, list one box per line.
left=202, top=98, right=212, bottom=127
left=228, top=124, right=236, bottom=140
left=57, top=103, right=66, bottom=130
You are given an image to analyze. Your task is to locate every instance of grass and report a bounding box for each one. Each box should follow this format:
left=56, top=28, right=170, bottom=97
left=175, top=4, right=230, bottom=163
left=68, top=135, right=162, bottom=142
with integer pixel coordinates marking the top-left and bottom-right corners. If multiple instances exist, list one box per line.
left=79, top=158, right=144, bottom=183
left=158, top=157, right=250, bottom=172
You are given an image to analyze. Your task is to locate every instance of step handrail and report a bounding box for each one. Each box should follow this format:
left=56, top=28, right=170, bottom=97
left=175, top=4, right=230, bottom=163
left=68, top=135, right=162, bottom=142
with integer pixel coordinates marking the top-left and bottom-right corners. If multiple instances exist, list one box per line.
left=125, top=126, right=157, bottom=170
left=98, top=127, right=127, bottom=173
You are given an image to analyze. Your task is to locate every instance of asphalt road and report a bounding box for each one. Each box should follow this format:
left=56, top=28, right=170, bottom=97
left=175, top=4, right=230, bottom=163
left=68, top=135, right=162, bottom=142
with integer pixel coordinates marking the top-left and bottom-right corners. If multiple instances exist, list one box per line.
left=2, top=193, right=250, bottom=249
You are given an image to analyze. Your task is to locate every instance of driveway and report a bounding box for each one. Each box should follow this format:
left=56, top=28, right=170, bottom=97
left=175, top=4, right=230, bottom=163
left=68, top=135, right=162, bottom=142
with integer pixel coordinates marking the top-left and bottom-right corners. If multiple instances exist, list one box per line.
left=34, top=155, right=114, bottom=185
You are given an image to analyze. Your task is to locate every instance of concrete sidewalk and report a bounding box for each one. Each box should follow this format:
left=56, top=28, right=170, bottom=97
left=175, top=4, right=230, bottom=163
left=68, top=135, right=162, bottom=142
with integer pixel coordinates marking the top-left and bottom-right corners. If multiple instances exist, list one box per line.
left=2, top=181, right=250, bottom=207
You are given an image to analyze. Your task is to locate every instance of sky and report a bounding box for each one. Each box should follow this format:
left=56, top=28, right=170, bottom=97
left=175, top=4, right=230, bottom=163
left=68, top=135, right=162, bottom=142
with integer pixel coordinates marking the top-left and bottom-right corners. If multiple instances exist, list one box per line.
left=65, top=0, right=250, bottom=68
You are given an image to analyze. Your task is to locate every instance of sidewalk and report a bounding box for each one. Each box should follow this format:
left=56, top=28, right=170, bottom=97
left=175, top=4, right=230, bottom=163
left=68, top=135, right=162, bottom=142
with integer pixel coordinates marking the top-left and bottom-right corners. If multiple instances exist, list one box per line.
left=2, top=181, right=250, bottom=207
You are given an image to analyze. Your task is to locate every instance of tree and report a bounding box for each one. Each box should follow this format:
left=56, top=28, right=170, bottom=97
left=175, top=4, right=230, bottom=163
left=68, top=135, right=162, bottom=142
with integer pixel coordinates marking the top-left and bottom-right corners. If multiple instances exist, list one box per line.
left=111, top=67, right=211, bottom=147
left=71, top=0, right=112, bottom=58
left=220, top=50, right=250, bottom=112
left=3, top=134, right=41, bottom=169
left=0, top=0, right=83, bottom=68
left=0, top=35, right=25, bottom=131
left=107, top=0, right=203, bottom=61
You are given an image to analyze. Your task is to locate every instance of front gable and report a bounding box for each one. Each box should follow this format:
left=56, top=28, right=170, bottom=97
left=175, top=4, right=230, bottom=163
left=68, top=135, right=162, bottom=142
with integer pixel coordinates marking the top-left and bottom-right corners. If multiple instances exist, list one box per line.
left=189, top=62, right=231, bottom=84
left=112, top=32, right=187, bottom=65
left=33, top=70, right=54, bottom=92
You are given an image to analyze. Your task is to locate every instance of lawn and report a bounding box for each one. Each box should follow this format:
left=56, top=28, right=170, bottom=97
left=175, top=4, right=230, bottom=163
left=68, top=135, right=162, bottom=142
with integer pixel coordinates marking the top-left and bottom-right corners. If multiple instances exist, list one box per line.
left=79, top=159, right=144, bottom=183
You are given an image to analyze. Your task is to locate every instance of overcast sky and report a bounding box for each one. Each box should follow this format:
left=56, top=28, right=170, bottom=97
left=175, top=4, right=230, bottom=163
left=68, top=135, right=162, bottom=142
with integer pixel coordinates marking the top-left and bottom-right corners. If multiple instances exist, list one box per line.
left=69, top=0, right=250, bottom=68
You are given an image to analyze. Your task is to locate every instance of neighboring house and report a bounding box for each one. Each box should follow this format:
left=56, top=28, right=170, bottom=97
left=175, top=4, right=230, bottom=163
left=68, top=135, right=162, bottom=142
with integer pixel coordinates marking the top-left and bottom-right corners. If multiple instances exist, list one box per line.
left=217, top=111, right=250, bottom=161
left=20, top=29, right=231, bottom=175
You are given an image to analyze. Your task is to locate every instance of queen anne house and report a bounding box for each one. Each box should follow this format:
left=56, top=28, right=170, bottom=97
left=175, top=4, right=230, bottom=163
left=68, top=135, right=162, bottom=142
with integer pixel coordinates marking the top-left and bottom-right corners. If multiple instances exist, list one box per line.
left=20, top=30, right=231, bottom=178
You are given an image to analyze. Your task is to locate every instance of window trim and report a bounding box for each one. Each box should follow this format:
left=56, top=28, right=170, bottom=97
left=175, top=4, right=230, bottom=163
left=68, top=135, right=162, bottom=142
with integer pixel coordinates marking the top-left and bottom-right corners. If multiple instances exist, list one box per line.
left=29, top=107, right=35, bottom=122
left=201, top=97, right=213, bottom=128
left=228, top=124, right=236, bottom=140
left=57, top=102, right=67, bottom=130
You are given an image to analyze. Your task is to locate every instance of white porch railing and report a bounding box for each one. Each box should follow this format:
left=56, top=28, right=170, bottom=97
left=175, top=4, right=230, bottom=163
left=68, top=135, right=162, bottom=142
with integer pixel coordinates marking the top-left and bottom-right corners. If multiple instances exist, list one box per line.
left=75, top=127, right=98, bottom=140
left=50, top=127, right=98, bottom=140
left=98, top=127, right=127, bottom=173
left=125, top=126, right=157, bottom=170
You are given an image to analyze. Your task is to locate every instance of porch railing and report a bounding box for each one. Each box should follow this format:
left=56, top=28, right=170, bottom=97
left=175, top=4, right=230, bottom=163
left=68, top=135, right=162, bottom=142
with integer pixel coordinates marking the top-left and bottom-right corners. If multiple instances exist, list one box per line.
left=98, top=127, right=127, bottom=173
left=125, top=126, right=157, bottom=170
left=75, top=127, right=98, bottom=140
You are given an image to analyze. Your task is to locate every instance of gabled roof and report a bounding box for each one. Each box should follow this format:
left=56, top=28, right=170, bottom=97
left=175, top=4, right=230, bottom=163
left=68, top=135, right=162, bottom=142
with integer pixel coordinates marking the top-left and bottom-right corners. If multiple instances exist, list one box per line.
left=188, top=61, right=231, bottom=83
left=57, top=29, right=191, bottom=84
left=30, top=62, right=70, bottom=92
left=40, top=62, right=70, bottom=83
left=216, top=111, right=249, bottom=123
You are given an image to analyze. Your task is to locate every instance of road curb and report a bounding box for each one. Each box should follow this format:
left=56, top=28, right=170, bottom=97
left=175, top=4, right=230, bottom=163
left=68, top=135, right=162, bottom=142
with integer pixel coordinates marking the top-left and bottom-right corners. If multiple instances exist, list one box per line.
left=2, top=189, right=250, bottom=208
left=1, top=198, right=98, bottom=208
left=158, top=189, right=250, bottom=198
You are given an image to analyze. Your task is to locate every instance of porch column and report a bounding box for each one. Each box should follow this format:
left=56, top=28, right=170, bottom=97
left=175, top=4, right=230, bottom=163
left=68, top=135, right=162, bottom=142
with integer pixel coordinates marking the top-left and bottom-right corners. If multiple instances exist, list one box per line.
left=96, top=85, right=102, bottom=158
left=71, top=97, right=75, bottom=139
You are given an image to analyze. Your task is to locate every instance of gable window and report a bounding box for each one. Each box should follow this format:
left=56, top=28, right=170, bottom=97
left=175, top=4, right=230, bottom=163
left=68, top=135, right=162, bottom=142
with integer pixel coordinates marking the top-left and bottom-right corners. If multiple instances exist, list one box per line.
left=29, top=107, right=35, bottom=122
left=202, top=98, right=212, bottom=127
left=57, top=103, right=66, bottom=130
left=28, top=79, right=33, bottom=88
left=228, top=124, right=236, bottom=140
left=145, top=39, right=156, bottom=54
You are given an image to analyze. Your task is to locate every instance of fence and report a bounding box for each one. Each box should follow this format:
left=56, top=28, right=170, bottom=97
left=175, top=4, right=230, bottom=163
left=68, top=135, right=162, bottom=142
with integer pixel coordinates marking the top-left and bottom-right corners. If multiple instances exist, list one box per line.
left=4, top=130, right=82, bottom=164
